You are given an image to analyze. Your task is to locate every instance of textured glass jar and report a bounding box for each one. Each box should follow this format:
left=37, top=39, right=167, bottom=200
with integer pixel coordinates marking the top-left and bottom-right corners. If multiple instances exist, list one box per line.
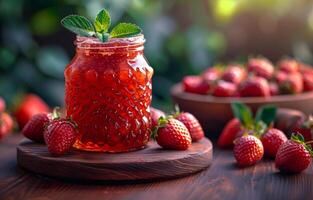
left=64, top=35, right=153, bottom=152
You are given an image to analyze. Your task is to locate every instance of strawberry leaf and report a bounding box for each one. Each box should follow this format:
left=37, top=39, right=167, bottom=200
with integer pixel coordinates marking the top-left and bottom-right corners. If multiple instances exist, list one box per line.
left=255, top=105, right=277, bottom=126
left=61, top=15, right=95, bottom=37
left=110, top=23, right=142, bottom=38
left=94, top=9, right=111, bottom=33
left=231, top=102, right=253, bottom=127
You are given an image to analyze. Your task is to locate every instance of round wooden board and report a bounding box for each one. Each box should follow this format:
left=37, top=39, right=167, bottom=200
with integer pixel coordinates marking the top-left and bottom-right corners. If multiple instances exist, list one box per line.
left=17, top=138, right=213, bottom=181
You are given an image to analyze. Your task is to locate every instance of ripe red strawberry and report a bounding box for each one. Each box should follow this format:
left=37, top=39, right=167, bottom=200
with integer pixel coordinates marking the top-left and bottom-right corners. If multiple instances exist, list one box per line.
left=274, top=71, right=288, bottom=84
left=269, top=82, right=279, bottom=96
left=292, top=116, right=313, bottom=149
left=275, top=134, right=313, bottom=173
left=44, top=119, right=78, bottom=156
left=279, top=73, right=303, bottom=94
left=278, top=59, right=299, bottom=73
left=0, top=97, right=6, bottom=113
left=261, top=128, right=287, bottom=158
left=182, top=76, right=210, bottom=94
left=239, top=76, right=270, bottom=97
left=247, top=57, right=274, bottom=79
left=175, top=112, right=204, bottom=142
left=15, top=94, right=50, bottom=128
left=202, top=67, right=221, bottom=84
left=153, top=117, right=191, bottom=150
left=22, top=113, right=52, bottom=143
left=0, top=112, right=14, bottom=139
left=221, top=65, right=246, bottom=85
left=212, top=80, right=237, bottom=97
left=233, top=135, right=264, bottom=167
left=217, top=118, right=242, bottom=149
left=151, top=107, right=165, bottom=129
left=303, top=73, right=313, bottom=92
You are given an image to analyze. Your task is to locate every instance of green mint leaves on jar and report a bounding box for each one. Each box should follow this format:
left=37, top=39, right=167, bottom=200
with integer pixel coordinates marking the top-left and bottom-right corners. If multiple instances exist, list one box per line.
left=61, top=8, right=142, bottom=42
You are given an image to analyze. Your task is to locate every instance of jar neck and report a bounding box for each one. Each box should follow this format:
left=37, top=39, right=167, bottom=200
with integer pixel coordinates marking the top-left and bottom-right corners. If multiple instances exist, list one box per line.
left=75, top=35, right=145, bottom=54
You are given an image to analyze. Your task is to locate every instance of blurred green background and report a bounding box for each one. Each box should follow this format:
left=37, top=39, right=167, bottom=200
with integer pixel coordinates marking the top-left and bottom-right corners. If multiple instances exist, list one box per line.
left=1, top=0, right=313, bottom=109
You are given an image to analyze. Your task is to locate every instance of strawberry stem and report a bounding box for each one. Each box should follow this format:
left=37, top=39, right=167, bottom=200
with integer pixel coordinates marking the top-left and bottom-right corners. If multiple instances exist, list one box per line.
left=52, top=107, right=61, bottom=120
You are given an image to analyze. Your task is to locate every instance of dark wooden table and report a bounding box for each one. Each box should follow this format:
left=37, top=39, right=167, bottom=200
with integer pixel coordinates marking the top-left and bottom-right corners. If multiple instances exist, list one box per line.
left=1, top=134, right=312, bottom=200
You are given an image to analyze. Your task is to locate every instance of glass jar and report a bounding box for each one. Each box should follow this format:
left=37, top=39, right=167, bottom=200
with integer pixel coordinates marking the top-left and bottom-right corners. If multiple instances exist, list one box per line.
left=64, top=34, right=153, bottom=152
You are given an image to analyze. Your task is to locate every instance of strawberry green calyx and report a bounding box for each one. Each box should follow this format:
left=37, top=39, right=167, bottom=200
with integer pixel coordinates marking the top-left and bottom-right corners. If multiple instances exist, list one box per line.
left=61, top=8, right=142, bottom=42
left=151, top=116, right=168, bottom=140
left=51, top=107, right=61, bottom=120
left=291, top=133, right=313, bottom=157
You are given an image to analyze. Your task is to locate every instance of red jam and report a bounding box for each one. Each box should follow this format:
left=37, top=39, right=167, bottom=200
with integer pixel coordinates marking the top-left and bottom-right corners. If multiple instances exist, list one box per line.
left=64, top=35, right=153, bottom=152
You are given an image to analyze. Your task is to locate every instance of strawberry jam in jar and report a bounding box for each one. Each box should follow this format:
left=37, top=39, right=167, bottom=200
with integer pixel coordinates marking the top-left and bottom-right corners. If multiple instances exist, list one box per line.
left=65, top=34, right=153, bottom=152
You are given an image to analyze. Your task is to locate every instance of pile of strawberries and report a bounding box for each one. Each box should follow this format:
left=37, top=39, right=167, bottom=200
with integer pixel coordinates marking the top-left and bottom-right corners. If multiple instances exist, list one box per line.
left=150, top=107, right=205, bottom=150
left=218, top=102, right=313, bottom=173
left=183, top=57, right=313, bottom=97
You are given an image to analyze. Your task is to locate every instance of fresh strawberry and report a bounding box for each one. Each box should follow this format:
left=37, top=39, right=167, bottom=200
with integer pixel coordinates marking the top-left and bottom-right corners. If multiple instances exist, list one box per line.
left=202, top=67, right=221, bottom=83
left=247, top=57, right=274, bottom=79
left=233, top=135, right=264, bottom=167
left=239, top=76, right=270, bottom=97
left=175, top=112, right=204, bottom=142
left=221, top=65, right=246, bottom=85
left=151, top=107, right=165, bottom=129
left=278, top=59, right=299, bottom=73
left=0, top=97, right=6, bottom=113
left=279, top=73, right=303, bottom=94
left=152, top=117, right=191, bottom=150
left=0, top=112, right=13, bottom=139
left=44, top=119, right=78, bottom=156
left=261, top=128, right=287, bottom=158
left=22, top=113, right=52, bottom=143
left=212, top=80, right=237, bottom=97
left=182, top=76, right=210, bottom=94
left=292, top=116, right=313, bottom=148
left=15, top=94, right=50, bottom=129
left=217, top=118, right=241, bottom=149
left=274, top=71, right=288, bottom=84
left=275, top=134, right=313, bottom=173
left=269, top=82, right=279, bottom=96
left=303, top=73, right=313, bottom=92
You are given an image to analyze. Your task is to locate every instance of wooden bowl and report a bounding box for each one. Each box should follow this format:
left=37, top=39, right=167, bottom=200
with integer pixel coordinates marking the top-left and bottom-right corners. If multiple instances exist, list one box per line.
left=171, top=83, right=313, bottom=138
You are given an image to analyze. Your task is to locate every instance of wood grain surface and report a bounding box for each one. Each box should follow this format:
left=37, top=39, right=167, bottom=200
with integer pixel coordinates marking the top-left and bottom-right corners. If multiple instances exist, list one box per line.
left=16, top=138, right=213, bottom=181
left=1, top=134, right=313, bottom=200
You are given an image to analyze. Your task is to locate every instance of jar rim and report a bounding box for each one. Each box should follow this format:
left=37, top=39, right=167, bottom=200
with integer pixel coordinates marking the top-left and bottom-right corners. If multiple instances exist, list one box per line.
left=75, top=34, right=145, bottom=50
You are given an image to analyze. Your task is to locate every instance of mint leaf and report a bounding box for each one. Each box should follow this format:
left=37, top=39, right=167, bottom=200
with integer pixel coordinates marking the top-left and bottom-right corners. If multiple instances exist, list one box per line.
left=231, top=102, right=254, bottom=127
left=255, top=105, right=277, bottom=126
left=95, top=32, right=110, bottom=42
left=110, top=23, right=142, bottom=38
left=94, top=9, right=111, bottom=33
left=61, top=15, right=95, bottom=37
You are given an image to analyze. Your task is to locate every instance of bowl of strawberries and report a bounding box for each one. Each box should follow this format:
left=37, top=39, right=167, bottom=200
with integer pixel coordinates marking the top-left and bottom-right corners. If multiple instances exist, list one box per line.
left=171, top=57, right=313, bottom=136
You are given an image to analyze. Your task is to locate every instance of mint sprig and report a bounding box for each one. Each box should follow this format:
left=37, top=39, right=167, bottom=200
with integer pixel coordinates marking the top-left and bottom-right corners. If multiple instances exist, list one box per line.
left=61, top=9, right=142, bottom=42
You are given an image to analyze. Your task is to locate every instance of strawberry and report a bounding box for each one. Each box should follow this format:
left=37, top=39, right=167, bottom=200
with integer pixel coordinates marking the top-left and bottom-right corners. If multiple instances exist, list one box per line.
left=233, top=135, right=264, bottom=167
left=217, top=118, right=241, bottom=149
left=275, top=134, right=313, bottom=173
left=212, top=80, right=237, bottom=97
left=279, top=72, right=303, bottom=94
left=221, top=65, right=246, bottom=85
left=292, top=116, right=313, bottom=149
left=247, top=57, right=274, bottom=79
left=175, top=112, right=204, bottom=142
left=260, top=128, right=287, bottom=158
left=202, top=67, right=220, bottom=83
left=182, top=76, right=210, bottom=94
left=278, top=59, right=299, bottom=73
left=274, top=71, right=288, bottom=84
left=269, top=82, right=279, bottom=96
left=239, top=76, right=270, bottom=97
left=0, top=97, right=6, bottom=113
left=44, top=119, right=78, bottom=156
left=152, top=117, right=191, bottom=150
left=22, top=113, right=53, bottom=143
left=303, top=73, right=313, bottom=92
left=15, top=94, right=50, bottom=129
left=151, top=107, right=165, bottom=129
left=0, top=112, right=13, bottom=139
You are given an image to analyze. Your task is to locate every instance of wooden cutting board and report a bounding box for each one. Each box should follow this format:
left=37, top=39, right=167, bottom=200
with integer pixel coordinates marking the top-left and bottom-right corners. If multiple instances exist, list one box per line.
left=17, top=138, right=213, bottom=181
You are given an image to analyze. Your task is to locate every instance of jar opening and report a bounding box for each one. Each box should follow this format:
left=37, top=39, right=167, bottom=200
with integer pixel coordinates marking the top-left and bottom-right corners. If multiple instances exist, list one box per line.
left=75, top=34, right=145, bottom=51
